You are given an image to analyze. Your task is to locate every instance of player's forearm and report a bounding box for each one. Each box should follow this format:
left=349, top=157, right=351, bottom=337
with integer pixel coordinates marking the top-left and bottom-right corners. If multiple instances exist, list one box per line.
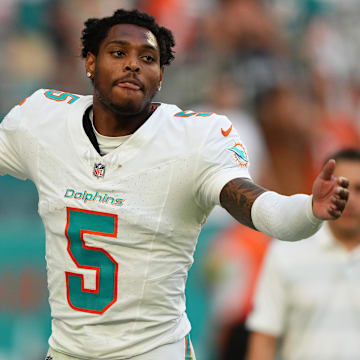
left=246, top=332, right=277, bottom=360
left=219, top=177, right=266, bottom=229
left=220, top=178, right=322, bottom=241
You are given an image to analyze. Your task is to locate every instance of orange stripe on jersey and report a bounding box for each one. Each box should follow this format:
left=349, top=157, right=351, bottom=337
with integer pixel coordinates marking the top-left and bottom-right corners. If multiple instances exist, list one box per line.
left=184, top=336, right=187, bottom=360
left=18, top=97, right=28, bottom=106
left=185, top=335, right=192, bottom=360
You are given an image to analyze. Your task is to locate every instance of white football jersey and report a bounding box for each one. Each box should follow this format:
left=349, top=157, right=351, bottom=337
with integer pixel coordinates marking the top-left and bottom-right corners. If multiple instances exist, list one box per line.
left=0, top=89, right=251, bottom=359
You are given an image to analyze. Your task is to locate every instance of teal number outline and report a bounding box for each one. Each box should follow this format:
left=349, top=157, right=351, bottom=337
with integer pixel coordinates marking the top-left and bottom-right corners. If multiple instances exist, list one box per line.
left=65, top=207, right=118, bottom=314
left=44, top=90, right=80, bottom=104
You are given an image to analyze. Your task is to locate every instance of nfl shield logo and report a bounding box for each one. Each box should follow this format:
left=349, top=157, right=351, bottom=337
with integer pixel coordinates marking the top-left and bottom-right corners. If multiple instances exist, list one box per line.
left=93, top=163, right=105, bottom=178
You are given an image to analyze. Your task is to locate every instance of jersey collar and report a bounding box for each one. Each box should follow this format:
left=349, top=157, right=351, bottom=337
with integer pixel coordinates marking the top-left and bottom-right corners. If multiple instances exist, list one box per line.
left=67, top=95, right=170, bottom=173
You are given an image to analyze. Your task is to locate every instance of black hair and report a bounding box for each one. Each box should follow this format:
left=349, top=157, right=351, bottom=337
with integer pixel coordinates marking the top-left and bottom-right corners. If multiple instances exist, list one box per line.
left=81, top=8, right=175, bottom=67
left=329, top=149, right=360, bottom=163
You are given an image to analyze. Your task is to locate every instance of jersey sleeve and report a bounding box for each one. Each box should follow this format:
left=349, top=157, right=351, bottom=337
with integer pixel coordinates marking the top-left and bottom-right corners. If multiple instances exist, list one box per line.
left=245, top=242, right=287, bottom=336
left=194, top=115, right=252, bottom=210
left=0, top=94, right=38, bottom=180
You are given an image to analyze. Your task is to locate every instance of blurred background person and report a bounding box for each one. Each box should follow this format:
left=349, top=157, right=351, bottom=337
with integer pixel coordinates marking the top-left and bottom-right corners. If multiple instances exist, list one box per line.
left=253, top=85, right=317, bottom=195
left=246, top=149, right=360, bottom=360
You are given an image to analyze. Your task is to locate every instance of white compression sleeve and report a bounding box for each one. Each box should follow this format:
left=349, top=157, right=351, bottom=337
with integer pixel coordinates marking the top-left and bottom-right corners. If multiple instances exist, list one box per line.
left=251, top=191, right=323, bottom=241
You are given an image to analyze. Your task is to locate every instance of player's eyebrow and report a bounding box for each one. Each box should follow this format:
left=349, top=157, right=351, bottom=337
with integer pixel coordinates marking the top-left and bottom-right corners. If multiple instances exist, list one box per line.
left=106, top=40, right=158, bottom=51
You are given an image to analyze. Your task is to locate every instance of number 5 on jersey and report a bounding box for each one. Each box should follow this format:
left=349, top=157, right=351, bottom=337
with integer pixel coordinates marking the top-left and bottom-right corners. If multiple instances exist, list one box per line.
left=65, top=208, right=118, bottom=314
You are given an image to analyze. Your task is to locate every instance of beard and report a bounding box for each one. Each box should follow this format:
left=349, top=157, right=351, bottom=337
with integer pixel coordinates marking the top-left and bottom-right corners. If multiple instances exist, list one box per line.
left=94, top=83, right=155, bottom=117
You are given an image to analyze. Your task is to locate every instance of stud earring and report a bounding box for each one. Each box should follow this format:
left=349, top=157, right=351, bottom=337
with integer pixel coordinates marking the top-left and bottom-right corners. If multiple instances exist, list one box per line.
left=86, top=72, right=92, bottom=78
left=158, top=83, right=162, bottom=91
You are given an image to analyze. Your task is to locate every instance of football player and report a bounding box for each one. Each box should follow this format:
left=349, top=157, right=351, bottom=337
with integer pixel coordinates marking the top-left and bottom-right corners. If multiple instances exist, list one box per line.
left=0, top=9, right=349, bottom=360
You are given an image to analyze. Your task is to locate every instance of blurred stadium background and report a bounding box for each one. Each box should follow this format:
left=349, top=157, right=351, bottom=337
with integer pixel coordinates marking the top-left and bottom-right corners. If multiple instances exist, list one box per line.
left=1, top=0, right=360, bottom=359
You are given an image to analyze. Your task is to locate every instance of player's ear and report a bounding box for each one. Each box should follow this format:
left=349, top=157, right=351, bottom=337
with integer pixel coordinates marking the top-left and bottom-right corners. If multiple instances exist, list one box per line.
left=86, top=52, right=96, bottom=77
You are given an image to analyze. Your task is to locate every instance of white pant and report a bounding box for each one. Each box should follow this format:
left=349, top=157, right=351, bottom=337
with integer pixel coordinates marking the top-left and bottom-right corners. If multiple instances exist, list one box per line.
left=46, top=335, right=196, bottom=360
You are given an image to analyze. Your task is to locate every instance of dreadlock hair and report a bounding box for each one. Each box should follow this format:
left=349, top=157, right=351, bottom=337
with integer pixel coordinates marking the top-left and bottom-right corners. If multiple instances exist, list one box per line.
left=81, top=9, right=175, bottom=67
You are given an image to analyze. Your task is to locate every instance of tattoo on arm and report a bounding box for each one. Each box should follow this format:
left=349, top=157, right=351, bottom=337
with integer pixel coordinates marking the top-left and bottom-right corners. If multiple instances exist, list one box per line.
left=220, top=178, right=267, bottom=229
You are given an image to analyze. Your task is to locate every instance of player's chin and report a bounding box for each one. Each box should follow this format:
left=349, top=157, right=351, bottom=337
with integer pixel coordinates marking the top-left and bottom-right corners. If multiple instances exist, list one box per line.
left=110, top=98, right=146, bottom=115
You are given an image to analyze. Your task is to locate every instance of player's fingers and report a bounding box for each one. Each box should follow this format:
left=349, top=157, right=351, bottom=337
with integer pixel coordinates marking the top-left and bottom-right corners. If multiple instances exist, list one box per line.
left=328, top=207, right=342, bottom=219
left=336, top=187, right=349, bottom=201
left=331, top=197, right=347, bottom=211
left=319, top=159, right=336, bottom=181
left=336, top=176, right=349, bottom=188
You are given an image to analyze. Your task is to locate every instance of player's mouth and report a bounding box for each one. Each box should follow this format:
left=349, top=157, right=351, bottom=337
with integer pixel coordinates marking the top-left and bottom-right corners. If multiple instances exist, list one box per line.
left=114, top=77, right=144, bottom=91
left=117, top=82, right=141, bottom=91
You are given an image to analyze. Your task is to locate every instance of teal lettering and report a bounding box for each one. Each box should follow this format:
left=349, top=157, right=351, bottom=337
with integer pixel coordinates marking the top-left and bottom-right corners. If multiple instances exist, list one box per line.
left=115, top=199, right=125, bottom=206
left=74, top=192, right=83, bottom=199
left=82, top=191, right=87, bottom=200
left=65, top=189, right=75, bottom=198
left=84, top=193, right=93, bottom=203
left=106, top=197, right=114, bottom=204
left=93, top=192, right=102, bottom=202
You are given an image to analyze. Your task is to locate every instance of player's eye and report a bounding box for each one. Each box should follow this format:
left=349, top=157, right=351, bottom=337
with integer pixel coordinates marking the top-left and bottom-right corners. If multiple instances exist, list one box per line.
left=142, top=55, right=155, bottom=63
left=111, top=50, right=125, bottom=57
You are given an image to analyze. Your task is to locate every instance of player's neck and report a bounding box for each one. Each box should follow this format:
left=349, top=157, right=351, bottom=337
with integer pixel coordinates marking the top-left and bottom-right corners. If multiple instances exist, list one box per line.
left=92, top=98, right=153, bottom=137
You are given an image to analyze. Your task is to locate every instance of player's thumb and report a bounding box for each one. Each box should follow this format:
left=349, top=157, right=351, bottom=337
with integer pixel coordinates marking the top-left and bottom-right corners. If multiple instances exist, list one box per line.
left=319, top=159, right=336, bottom=180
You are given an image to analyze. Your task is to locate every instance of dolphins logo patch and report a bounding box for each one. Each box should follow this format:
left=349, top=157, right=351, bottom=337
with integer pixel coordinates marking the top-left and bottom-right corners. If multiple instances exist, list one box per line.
left=228, top=143, right=249, bottom=167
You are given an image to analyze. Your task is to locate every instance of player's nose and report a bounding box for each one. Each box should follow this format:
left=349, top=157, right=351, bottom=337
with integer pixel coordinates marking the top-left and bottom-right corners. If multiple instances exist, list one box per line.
left=123, top=56, right=140, bottom=73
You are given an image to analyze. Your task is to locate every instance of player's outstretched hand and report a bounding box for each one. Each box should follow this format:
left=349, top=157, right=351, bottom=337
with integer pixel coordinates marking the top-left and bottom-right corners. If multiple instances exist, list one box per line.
left=312, top=159, right=349, bottom=220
